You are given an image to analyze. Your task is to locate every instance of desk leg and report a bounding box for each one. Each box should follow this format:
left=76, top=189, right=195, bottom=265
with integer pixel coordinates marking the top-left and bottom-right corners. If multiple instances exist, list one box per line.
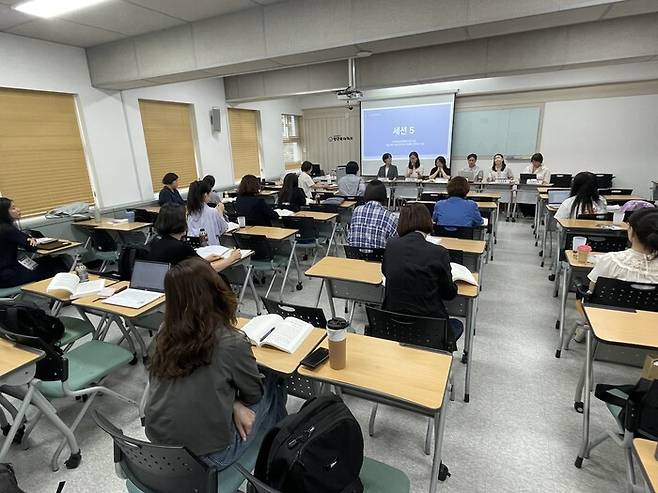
left=238, top=264, right=253, bottom=310
left=247, top=266, right=261, bottom=315
left=326, top=222, right=337, bottom=256
left=493, top=205, right=499, bottom=245
left=540, top=209, right=549, bottom=264
left=125, top=319, right=148, bottom=362
left=429, top=371, right=451, bottom=493
left=278, top=241, right=297, bottom=302
left=575, top=326, right=593, bottom=468
left=325, top=279, right=337, bottom=319
left=511, top=187, right=518, bottom=221
left=556, top=262, right=569, bottom=358
left=315, top=279, right=325, bottom=307
left=112, top=316, right=138, bottom=362
left=464, top=298, right=475, bottom=403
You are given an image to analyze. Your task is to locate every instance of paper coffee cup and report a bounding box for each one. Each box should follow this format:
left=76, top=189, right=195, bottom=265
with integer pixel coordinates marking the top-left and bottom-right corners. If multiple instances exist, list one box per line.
left=237, top=216, right=246, bottom=228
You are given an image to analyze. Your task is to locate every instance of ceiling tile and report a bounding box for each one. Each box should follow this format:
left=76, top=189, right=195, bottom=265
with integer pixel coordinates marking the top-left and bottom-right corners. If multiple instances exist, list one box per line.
left=7, top=18, right=125, bottom=47
left=127, top=0, right=257, bottom=22
left=62, top=1, right=183, bottom=36
left=0, top=4, right=32, bottom=29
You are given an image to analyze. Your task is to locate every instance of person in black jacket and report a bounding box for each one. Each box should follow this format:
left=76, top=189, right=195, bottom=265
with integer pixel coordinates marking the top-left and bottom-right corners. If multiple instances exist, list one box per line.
left=158, top=172, right=186, bottom=206
left=382, top=203, right=463, bottom=344
left=235, top=175, right=279, bottom=227
left=277, top=173, right=307, bottom=212
left=0, top=198, right=68, bottom=288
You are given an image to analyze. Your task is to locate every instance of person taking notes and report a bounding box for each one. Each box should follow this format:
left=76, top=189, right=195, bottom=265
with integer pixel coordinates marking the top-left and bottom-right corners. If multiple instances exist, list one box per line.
left=186, top=180, right=229, bottom=245
left=377, top=153, right=399, bottom=180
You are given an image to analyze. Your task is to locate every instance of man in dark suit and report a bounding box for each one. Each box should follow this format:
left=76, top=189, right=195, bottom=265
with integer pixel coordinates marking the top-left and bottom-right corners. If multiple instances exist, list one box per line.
left=381, top=203, right=463, bottom=343
left=377, top=153, right=399, bottom=180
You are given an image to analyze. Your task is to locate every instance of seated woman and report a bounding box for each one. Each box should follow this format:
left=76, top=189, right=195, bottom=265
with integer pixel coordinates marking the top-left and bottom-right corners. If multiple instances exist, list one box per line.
left=428, top=156, right=450, bottom=179
left=348, top=180, right=398, bottom=249
left=337, top=161, right=365, bottom=197
left=554, top=171, right=607, bottom=220
left=158, top=172, right=186, bottom=206
left=405, top=151, right=424, bottom=179
left=148, top=203, right=240, bottom=270
left=145, top=257, right=287, bottom=470
left=202, top=174, right=222, bottom=205
left=487, top=153, right=514, bottom=182
left=277, top=173, right=307, bottom=212
left=0, top=198, right=69, bottom=288
left=235, top=175, right=279, bottom=227
left=186, top=180, right=229, bottom=245
left=432, top=176, right=483, bottom=227
left=382, top=204, right=463, bottom=345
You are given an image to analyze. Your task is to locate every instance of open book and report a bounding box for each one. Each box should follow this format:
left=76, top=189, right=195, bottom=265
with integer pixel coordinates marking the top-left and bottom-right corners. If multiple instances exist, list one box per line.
left=240, top=314, right=313, bottom=353
left=195, top=245, right=252, bottom=261
left=47, top=273, right=105, bottom=299
left=451, top=263, right=478, bottom=286
left=226, top=222, right=240, bottom=233
left=274, top=208, right=295, bottom=217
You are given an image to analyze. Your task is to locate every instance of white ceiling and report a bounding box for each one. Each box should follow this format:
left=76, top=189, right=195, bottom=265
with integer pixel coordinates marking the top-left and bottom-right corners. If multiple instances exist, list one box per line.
left=0, top=0, right=283, bottom=47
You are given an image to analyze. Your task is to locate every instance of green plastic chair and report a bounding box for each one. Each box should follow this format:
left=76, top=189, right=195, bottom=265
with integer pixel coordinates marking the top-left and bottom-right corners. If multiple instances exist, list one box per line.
left=58, top=316, right=95, bottom=347
left=0, top=286, right=22, bottom=299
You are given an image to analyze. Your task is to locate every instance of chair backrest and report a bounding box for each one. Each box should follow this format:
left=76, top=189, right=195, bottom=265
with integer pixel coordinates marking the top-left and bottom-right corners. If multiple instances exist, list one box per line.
left=561, top=232, right=627, bottom=260
left=261, top=298, right=327, bottom=328
left=131, top=209, right=158, bottom=223
left=281, top=216, right=319, bottom=242
left=0, top=327, right=67, bottom=382
left=420, top=192, right=446, bottom=202
left=365, top=306, right=450, bottom=352
left=599, top=188, right=633, bottom=196
left=233, top=233, right=274, bottom=262
left=90, top=229, right=118, bottom=252
left=433, top=224, right=476, bottom=240
left=590, top=277, right=658, bottom=312
left=93, top=411, right=217, bottom=493
left=577, top=212, right=614, bottom=221
left=549, top=174, right=573, bottom=188
left=344, top=245, right=386, bottom=263
left=309, top=203, right=341, bottom=214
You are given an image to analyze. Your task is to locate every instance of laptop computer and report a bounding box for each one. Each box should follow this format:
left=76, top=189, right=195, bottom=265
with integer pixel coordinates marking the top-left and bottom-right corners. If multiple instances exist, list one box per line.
left=102, top=260, right=169, bottom=309
left=548, top=189, right=570, bottom=206
left=520, top=173, right=536, bottom=184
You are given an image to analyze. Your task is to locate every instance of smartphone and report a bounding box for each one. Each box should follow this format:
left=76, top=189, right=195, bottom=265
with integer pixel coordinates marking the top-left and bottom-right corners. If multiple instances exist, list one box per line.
left=300, top=347, right=329, bottom=369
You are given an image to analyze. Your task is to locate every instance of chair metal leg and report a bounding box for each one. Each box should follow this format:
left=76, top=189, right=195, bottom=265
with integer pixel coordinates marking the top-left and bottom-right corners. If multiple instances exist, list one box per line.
left=0, top=384, right=35, bottom=462
left=424, top=418, right=433, bottom=455
left=265, top=272, right=278, bottom=299
left=139, top=378, right=150, bottom=426
left=368, top=403, right=378, bottom=437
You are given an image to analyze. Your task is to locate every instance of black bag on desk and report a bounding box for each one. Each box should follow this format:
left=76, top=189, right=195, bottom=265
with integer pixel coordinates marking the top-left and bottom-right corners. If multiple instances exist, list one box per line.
left=595, top=378, right=658, bottom=439
left=0, top=464, right=26, bottom=493
left=0, top=300, right=65, bottom=344
left=254, top=394, right=364, bottom=493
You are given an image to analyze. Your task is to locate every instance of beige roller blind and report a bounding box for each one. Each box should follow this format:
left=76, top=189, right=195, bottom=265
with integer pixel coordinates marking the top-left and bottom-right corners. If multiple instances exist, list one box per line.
left=0, top=88, right=94, bottom=216
left=139, top=99, right=198, bottom=192
left=228, top=108, right=261, bottom=180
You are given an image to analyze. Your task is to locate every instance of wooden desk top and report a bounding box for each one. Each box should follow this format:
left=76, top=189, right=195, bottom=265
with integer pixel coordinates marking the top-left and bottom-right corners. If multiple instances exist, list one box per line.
left=75, top=219, right=152, bottom=231
left=467, top=192, right=501, bottom=200
left=258, top=190, right=279, bottom=197
left=143, top=206, right=160, bottom=213
left=298, top=332, right=452, bottom=410
left=236, top=226, right=297, bottom=241
left=293, top=211, right=338, bottom=221
left=36, top=240, right=82, bottom=256
left=557, top=218, right=629, bottom=231
left=432, top=237, right=487, bottom=255
left=0, top=339, right=43, bottom=378
left=72, top=281, right=164, bottom=318
left=633, top=438, right=658, bottom=492
left=340, top=201, right=357, bottom=209
left=236, top=318, right=326, bottom=375
left=21, top=274, right=118, bottom=302
left=565, top=250, right=604, bottom=269
left=584, top=306, right=658, bottom=349
left=603, top=194, right=643, bottom=202
left=305, top=256, right=479, bottom=297
left=210, top=250, right=253, bottom=271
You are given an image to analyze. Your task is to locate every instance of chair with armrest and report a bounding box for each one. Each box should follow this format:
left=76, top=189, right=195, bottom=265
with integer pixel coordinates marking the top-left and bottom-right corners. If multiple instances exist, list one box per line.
left=598, top=188, right=632, bottom=196
left=88, top=229, right=120, bottom=272
left=576, top=212, right=614, bottom=221
left=343, top=246, right=386, bottom=263
left=281, top=216, right=322, bottom=265
left=364, top=306, right=454, bottom=457
left=433, top=224, right=478, bottom=240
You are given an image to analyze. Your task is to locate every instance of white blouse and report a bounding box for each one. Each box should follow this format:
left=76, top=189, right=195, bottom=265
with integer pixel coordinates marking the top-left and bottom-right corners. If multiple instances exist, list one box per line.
left=406, top=166, right=424, bottom=179
left=554, top=196, right=608, bottom=220
left=488, top=167, right=514, bottom=182
left=588, top=249, right=658, bottom=285
left=523, top=164, right=551, bottom=184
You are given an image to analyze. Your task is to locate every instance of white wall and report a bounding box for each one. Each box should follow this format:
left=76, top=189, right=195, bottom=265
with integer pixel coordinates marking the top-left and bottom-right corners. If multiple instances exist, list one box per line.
left=234, top=98, right=303, bottom=180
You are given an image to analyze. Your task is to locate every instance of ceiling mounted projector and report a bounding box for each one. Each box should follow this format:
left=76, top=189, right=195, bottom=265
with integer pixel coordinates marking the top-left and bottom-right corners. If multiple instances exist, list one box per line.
left=336, top=88, right=363, bottom=101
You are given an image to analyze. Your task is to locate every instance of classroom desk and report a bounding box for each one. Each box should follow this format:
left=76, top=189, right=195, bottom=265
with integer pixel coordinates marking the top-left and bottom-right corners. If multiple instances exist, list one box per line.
left=431, top=236, right=487, bottom=276
left=21, top=274, right=118, bottom=315
left=602, top=194, right=643, bottom=204
left=474, top=182, right=514, bottom=221
left=74, top=218, right=153, bottom=247
left=576, top=307, right=658, bottom=470
left=142, top=206, right=160, bottom=214
left=513, top=182, right=550, bottom=222
left=340, top=200, right=357, bottom=209
left=633, top=438, right=658, bottom=493
left=540, top=204, right=559, bottom=266
left=35, top=240, right=82, bottom=257
left=298, top=332, right=453, bottom=493
left=235, top=317, right=326, bottom=375
left=305, top=256, right=479, bottom=402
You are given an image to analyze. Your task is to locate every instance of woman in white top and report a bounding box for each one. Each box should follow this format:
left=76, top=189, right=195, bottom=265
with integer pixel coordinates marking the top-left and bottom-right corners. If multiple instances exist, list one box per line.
left=186, top=180, right=229, bottom=245
left=405, top=151, right=424, bottom=179
left=298, top=161, right=316, bottom=198
left=554, top=171, right=607, bottom=220
left=487, top=153, right=514, bottom=182
left=523, top=152, right=551, bottom=184
left=588, top=207, right=658, bottom=287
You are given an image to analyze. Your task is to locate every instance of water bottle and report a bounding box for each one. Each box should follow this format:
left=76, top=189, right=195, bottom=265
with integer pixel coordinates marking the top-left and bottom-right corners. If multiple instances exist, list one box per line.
left=200, top=228, right=209, bottom=247
left=75, top=262, right=89, bottom=282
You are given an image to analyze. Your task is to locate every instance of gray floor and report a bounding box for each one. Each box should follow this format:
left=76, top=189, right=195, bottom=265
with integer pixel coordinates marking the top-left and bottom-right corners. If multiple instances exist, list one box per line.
left=4, top=219, right=642, bottom=492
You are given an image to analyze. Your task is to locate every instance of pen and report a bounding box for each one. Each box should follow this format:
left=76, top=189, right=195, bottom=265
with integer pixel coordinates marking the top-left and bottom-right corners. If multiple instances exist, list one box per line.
left=259, top=327, right=276, bottom=343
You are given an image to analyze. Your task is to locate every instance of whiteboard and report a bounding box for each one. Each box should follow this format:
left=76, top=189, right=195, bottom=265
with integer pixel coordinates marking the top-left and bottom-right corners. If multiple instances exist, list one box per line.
left=452, top=106, right=541, bottom=158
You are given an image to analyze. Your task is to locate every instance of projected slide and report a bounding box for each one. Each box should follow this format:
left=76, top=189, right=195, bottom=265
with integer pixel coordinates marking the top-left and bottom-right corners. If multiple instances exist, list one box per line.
left=362, top=103, right=452, bottom=160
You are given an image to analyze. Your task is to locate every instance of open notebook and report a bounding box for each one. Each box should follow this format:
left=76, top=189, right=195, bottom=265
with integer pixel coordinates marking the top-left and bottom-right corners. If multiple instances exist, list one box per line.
left=47, top=273, right=105, bottom=299
left=195, top=245, right=252, bottom=261
left=240, top=314, right=313, bottom=354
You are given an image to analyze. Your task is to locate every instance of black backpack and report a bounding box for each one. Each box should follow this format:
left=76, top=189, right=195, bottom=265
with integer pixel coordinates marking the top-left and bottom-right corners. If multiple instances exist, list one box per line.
left=117, top=245, right=151, bottom=281
left=0, top=300, right=64, bottom=344
left=254, top=394, right=364, bottom=493
left=595, top=378, right=658, bottom=439
left=0, top=464, right=25, bottom=493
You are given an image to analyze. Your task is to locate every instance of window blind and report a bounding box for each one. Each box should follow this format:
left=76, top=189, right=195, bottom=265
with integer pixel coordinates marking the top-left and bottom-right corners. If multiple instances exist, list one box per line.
left=0, top=88, right=93, bottom=216
left=139, top=99, right=198, bottom=192
left=228, top=108, right=261, bottom=180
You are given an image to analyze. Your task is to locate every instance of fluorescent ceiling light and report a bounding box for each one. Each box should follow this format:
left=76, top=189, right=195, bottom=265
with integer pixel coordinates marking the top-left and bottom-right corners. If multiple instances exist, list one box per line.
left=13, top=0, right=110, bottom=19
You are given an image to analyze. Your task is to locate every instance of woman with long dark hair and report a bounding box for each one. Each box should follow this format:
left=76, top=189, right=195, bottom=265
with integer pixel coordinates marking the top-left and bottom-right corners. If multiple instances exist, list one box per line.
left=554, top=171, right=607, bottom=220
left=405, top=151, right=424, bottom=179
left=277, top=173, right=307, bottom=212
left=0, top=198, right=68, bottom=288
left=429, top=156, right=450, bottom=179
left=145, top=257, right=286, bottom=470
left=186, top=180, right=228, bottom=245
left=487, top=153, right=514, bottom=181
left=235, top=175, right=279, bottom=227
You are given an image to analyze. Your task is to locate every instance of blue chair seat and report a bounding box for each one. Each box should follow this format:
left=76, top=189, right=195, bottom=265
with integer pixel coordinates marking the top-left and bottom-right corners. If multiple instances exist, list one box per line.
left=58, top=316, right=95, bottom=346
left=39, top=341, right=133, bottom=397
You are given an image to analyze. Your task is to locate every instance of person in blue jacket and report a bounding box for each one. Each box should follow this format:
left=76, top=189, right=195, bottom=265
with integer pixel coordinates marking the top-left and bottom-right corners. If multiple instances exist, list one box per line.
left=432, top=176, right=483, bottom=227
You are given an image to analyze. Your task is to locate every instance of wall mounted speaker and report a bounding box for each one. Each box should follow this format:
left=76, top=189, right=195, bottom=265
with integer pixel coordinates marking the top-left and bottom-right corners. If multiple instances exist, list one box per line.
left=210, top=107, right=221, bottom=132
